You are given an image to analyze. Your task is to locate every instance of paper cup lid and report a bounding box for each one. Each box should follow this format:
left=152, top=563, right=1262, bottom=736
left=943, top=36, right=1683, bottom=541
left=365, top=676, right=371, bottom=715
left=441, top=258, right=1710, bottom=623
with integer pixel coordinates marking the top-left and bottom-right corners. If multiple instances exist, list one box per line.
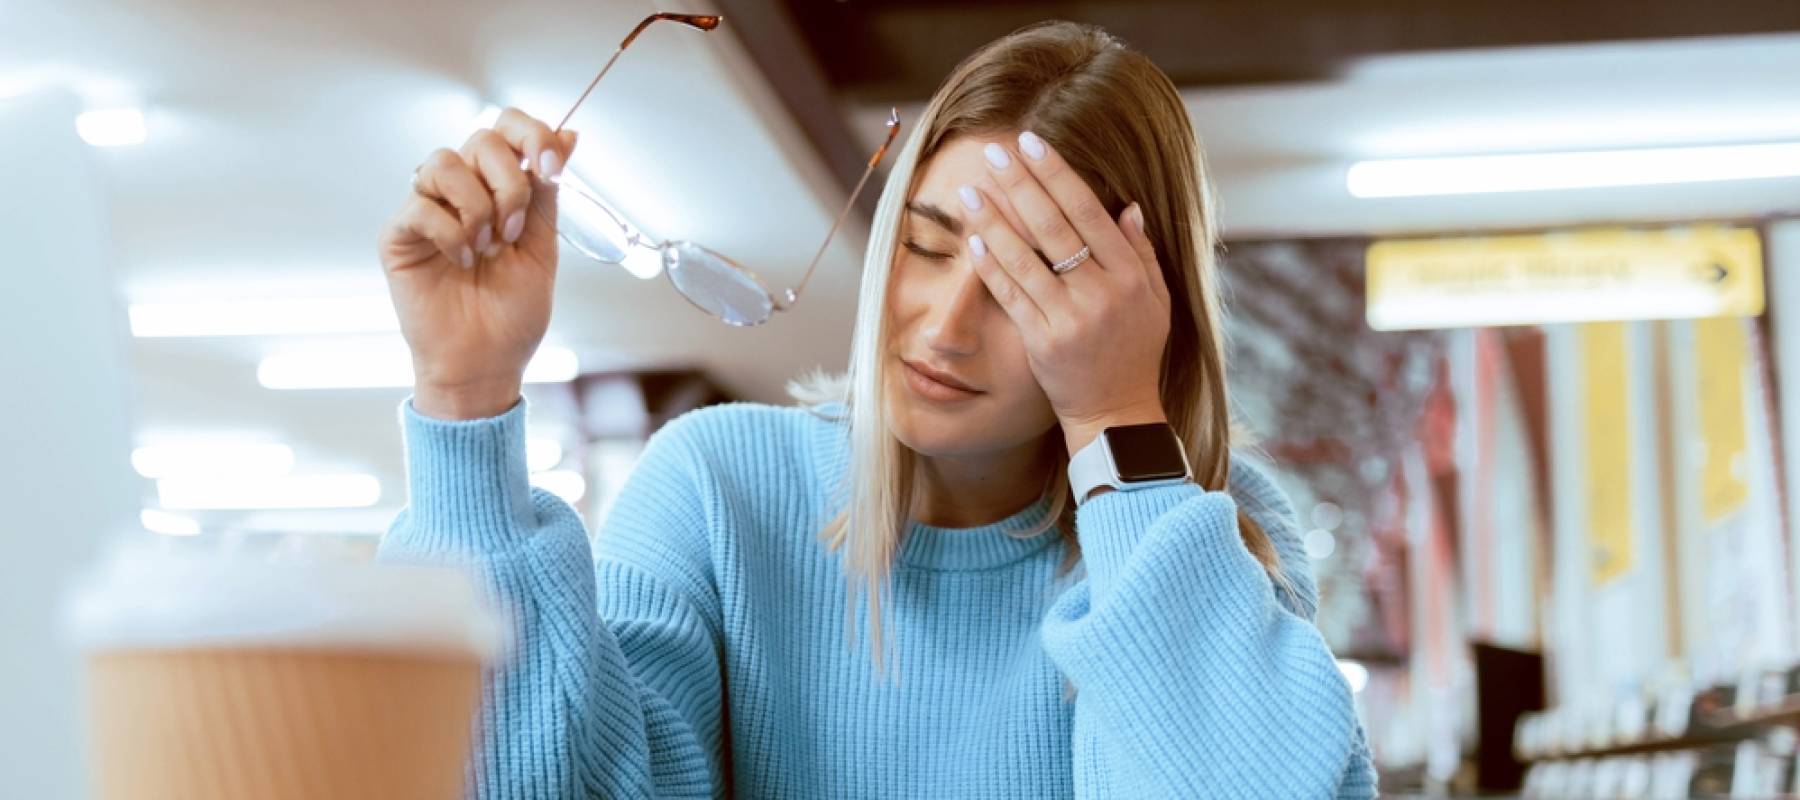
left=65, top=547, right=507, bottom=662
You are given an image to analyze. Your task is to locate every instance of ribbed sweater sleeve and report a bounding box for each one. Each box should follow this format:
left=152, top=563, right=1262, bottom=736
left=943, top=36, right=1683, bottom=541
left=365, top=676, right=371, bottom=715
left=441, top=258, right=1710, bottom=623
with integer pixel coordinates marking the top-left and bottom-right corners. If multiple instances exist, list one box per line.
left=1039, top=459, right=1378, bottom=799
left=377, top=398, right=724, bottom=799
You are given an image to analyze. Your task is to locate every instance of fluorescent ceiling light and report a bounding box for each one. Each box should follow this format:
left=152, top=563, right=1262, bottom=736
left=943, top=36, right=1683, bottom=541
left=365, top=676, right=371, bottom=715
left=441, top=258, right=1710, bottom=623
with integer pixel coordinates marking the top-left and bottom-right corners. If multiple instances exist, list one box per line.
left=526, top=436, right=564, bottom=472
left=140, top=509, right=201, bottom=537
left=156, top=474, right=381, bottom=510
left=132, top=441, right=295, bottom=478
left=75, top=108, right=146, bottom=147
left=129, top=296, right=398, bottom=337
left=258, top=344, right=579, bottom=390
left=531, top=469, right=586, bottom=504
left=1347, top=140, right=1800, bottom=198
left=473, top=103, right=503, bottom=132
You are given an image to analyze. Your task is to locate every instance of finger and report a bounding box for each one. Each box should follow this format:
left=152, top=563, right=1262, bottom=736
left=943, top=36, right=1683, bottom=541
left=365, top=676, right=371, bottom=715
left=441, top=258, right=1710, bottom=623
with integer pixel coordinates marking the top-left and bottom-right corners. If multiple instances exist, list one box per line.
left=462, top=129, right=532, bottom=248
left=1121, top=203, right=1169, bottom=304
left=980, top=141, right=1099, bottom=277
left=957, top=182, right=1070, bottom=317
left=1013, top=131, right=1144, bottom=283
left=414, top=148, right=494, bottom=257
left=492, top=107, right=567, bottom=181
left=390, top=192, right=475, bottom=270
left=967, top=232, right=1049, bottom=339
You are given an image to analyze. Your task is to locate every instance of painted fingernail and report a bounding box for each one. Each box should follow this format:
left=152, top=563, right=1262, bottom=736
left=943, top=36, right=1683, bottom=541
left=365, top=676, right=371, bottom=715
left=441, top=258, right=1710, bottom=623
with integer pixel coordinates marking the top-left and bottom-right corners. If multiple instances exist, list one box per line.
left=475, top=225, right=493, bottom=253
left=539, top=149, right=563, bottom=180
left=968, top=233, right=987, bottom=259
left=483, top=242, right=503, bottom=259
left=983, top=143, right=1011, bottom=170
left=503, top=210, right=525, bottom=243
left=460, top=246, right=475, bottom=269
left=957, top=185, right=983, bottom=212
left=1125, top=203, right=1144, bottom=233
left=1018, top=131, right=1046, bottom=160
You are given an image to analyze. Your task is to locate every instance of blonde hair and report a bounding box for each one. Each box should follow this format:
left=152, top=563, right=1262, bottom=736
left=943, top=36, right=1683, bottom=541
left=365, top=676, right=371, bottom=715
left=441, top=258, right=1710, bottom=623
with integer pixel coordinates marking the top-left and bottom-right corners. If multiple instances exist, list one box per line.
left=791, top=21, right=1286, bottom=663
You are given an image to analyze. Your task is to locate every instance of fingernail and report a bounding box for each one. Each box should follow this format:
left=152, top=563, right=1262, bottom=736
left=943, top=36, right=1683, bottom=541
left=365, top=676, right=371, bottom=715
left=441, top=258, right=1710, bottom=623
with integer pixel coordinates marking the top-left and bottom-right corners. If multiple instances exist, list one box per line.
left=503, top=210, right=525, bottom=243
left=957, top=185, right=982, bottom=212
left=539, top=149, right=563, bottom=180
left=460, top=246, right=475, bottom=269
left=483, top=241, right=503, bottom=259
left=475, top=225, right=493, bottom=253
left=1125, top=203, right=1145, bottom=234
left=968, top=233, right=987, bottom=259
left=1018, top=131, right=1046, bottom=160
left=983, top=143, right=1011, bottom=170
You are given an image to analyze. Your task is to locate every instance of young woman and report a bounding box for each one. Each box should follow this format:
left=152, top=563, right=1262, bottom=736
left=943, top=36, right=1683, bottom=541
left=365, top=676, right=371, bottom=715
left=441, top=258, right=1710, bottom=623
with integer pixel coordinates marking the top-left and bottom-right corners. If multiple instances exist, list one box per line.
left=377, top=19, right=1377, bottom=799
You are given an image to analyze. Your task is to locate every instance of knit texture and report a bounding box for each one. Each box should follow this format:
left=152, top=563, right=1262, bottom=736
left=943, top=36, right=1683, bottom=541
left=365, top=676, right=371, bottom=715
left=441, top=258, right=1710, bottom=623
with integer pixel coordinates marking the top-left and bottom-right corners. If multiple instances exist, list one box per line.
left=380, top=398, right=1378, bottom=799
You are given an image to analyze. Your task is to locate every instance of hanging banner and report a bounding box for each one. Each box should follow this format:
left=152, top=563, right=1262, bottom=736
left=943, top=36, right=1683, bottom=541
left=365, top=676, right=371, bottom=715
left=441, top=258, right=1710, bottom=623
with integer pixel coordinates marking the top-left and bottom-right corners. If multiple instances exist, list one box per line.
left=1366, top=226, right=1763, bottom=331
left=1584, top=322, right=1634, bottom=586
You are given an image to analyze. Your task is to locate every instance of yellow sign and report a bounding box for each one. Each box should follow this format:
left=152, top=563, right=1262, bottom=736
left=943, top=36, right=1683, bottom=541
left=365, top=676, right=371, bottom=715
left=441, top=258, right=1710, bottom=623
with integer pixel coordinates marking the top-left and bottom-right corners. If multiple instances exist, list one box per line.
left=1583, top=322, right=1634, bottom=586
left=1694, top=317, right=1751, bottom=524
left=1367, top=226, right=1763, bottom=331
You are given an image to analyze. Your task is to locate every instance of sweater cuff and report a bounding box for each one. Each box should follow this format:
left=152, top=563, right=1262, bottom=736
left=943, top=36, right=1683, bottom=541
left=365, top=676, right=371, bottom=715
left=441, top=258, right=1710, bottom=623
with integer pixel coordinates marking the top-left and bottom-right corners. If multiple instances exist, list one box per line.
left=392, top=395, right=538, bottom=555
left=1074, top=483, right=1208, bottom=588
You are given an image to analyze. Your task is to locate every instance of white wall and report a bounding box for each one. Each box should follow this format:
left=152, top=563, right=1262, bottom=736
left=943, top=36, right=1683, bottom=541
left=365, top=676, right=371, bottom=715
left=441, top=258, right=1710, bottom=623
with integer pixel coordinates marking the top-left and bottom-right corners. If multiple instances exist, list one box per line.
left=0, top=89, right=140, bottom=797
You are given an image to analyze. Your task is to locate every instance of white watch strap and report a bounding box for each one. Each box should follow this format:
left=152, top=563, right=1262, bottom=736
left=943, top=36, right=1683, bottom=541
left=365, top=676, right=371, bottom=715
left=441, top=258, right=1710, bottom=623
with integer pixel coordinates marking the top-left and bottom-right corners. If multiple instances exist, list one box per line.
left=1067, top=433, right=1117, bottom=506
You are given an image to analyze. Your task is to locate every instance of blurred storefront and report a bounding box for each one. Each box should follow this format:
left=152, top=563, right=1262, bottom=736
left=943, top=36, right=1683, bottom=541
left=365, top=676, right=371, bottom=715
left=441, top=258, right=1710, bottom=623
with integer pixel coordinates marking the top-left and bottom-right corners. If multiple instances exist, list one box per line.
left=1221, top=219, right=1800, bottom=796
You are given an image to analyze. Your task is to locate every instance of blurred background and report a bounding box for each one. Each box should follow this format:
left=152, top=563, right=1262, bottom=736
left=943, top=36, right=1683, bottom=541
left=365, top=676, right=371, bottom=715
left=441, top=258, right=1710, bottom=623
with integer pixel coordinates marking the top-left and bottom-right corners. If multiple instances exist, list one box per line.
left=4, top=0, right=1800, bottom=797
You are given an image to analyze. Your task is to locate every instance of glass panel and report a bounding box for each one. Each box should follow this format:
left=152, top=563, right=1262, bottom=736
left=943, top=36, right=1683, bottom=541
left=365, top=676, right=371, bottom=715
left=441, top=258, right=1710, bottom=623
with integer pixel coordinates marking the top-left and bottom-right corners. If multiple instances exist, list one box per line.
left=549, top=183, right=629, bottom=265
left=662, top=241, right=774, bottom=326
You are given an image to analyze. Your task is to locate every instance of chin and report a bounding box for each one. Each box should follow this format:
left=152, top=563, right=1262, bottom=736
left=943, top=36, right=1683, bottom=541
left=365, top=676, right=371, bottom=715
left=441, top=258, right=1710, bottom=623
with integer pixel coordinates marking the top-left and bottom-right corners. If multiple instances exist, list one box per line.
left=884, top=375, right=1050, bottom=460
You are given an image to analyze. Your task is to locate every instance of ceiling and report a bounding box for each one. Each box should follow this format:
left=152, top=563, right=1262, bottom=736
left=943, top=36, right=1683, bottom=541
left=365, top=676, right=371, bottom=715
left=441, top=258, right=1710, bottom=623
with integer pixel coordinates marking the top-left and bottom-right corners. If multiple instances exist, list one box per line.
left=5, top=0, right=1800, bottom=534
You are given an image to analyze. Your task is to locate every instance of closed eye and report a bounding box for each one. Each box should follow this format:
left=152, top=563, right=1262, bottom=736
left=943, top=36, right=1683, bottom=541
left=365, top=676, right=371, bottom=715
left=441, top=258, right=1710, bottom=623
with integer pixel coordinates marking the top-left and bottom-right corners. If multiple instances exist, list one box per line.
left=903, top=239, right=953, bottom=261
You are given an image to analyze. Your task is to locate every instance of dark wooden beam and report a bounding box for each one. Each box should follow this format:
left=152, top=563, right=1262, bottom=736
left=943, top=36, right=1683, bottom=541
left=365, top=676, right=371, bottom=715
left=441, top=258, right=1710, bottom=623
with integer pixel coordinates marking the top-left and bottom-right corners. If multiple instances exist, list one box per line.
left=788, top=0, right=1800, bottom=103
left=710, top=0, right=880, bottom=213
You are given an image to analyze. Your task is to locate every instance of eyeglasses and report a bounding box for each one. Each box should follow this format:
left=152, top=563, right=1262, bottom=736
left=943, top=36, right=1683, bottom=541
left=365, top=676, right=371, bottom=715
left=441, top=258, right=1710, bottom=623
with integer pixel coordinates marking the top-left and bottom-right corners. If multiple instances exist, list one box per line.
left=533, top=12, right=902, bottom=326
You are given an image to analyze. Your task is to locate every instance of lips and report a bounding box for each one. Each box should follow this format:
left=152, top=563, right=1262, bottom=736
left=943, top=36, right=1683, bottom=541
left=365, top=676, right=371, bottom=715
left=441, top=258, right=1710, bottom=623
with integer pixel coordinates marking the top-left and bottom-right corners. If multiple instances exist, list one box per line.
left=901, top=358, right=983, bottom=402
left=907, top=358, right=979, bottom=394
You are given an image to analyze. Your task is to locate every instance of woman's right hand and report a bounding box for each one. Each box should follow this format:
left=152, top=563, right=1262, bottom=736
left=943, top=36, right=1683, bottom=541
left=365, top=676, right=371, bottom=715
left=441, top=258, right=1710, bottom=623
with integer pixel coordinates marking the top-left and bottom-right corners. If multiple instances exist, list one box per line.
left=378, top=108, right=578, bottom=420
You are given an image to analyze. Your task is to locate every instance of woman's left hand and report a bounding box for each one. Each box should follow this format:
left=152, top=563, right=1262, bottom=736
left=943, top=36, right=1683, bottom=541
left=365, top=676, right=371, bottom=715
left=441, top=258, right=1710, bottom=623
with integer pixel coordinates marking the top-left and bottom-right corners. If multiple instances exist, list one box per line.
left=959, top=131, right=1173, bottom=454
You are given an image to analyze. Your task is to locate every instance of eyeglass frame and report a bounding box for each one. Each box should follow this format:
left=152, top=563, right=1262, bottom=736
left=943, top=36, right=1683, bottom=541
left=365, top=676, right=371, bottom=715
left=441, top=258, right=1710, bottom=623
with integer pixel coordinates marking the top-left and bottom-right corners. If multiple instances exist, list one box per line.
left=533, top=11, right=903, bottom=326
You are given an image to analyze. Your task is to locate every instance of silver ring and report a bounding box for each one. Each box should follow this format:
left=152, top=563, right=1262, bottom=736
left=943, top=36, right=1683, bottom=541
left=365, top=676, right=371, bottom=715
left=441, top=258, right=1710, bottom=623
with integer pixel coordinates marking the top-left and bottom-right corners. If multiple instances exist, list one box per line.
left=1050, top=245, right=1091, bottom=274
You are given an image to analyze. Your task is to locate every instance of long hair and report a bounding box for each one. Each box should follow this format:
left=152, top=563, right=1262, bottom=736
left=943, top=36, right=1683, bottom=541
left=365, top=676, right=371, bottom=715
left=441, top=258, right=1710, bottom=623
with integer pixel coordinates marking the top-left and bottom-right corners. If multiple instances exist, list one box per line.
left=791, top=20, right=1287, bottom=663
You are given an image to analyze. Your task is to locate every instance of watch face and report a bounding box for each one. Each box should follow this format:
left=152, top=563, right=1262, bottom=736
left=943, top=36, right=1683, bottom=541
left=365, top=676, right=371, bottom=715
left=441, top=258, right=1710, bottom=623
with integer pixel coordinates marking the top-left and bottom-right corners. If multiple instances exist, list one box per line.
left=1103, top=423, right=1188, bottom=482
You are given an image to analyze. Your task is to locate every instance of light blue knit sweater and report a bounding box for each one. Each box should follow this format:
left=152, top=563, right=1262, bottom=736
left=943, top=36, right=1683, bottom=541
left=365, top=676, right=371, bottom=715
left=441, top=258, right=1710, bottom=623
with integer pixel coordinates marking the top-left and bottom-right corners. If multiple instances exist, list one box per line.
left=380, top=397, right=1378, bottom=798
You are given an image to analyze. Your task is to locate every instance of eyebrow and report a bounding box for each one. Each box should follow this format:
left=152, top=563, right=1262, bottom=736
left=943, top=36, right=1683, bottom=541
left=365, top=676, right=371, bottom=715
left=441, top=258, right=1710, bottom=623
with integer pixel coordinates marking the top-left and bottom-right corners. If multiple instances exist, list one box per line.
left=906, top=201, right=963, bottom=236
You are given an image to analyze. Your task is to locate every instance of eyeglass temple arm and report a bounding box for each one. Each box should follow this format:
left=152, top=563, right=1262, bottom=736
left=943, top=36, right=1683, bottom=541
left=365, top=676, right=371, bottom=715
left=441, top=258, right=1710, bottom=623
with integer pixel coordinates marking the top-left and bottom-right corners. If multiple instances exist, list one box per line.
left=552, top=13, right=722, bottom=132
left=784, top=108, right=903, bottom=307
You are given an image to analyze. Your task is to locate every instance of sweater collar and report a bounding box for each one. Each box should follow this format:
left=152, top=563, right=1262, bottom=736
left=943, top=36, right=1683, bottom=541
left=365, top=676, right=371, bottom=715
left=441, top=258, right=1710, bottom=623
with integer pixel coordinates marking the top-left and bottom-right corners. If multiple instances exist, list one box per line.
left=898, top=497, right=1061, bottom=571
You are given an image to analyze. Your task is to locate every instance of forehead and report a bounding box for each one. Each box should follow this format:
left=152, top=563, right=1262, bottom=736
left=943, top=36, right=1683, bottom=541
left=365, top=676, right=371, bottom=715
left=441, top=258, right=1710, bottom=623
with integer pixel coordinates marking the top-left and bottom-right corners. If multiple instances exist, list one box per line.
left=911, top=136, right=1000, bottom=199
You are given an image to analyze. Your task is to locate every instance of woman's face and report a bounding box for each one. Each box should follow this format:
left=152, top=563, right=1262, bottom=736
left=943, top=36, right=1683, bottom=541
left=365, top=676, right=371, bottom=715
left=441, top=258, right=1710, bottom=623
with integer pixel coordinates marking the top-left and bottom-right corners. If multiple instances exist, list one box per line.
left=883, top=135, right=1059, bottom=459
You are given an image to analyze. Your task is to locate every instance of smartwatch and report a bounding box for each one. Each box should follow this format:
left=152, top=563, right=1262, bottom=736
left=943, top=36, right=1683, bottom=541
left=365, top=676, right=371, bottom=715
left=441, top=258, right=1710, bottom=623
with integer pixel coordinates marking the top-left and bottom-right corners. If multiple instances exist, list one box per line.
left=1067, top=422, right=1192, bottom=505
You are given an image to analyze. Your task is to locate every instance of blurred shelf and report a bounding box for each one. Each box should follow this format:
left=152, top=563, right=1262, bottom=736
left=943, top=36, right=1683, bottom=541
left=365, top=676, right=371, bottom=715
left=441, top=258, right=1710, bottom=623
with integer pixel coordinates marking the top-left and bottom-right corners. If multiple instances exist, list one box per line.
left=1524, top=697, right=1800, bottom=762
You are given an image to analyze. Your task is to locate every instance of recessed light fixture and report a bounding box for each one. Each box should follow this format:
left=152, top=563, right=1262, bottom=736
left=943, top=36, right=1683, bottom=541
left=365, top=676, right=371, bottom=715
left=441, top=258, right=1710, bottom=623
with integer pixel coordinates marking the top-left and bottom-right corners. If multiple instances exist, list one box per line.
left=1347, top=140, right=1800, bottom=198
left=75, top=107, right=146, bottom=147
left=129, top=296, right=399, bottom=337
left=156, top=474, right=382, bottom=510
left=257, top=344, right=579, bottom=390
left=131, top=441, right=295, bottom=479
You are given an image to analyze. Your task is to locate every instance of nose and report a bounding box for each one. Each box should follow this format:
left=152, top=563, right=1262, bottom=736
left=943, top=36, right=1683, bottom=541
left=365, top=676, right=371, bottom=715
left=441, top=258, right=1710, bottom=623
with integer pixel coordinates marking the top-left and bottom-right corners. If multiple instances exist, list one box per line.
left=921, top=263, right=988, bottom=357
